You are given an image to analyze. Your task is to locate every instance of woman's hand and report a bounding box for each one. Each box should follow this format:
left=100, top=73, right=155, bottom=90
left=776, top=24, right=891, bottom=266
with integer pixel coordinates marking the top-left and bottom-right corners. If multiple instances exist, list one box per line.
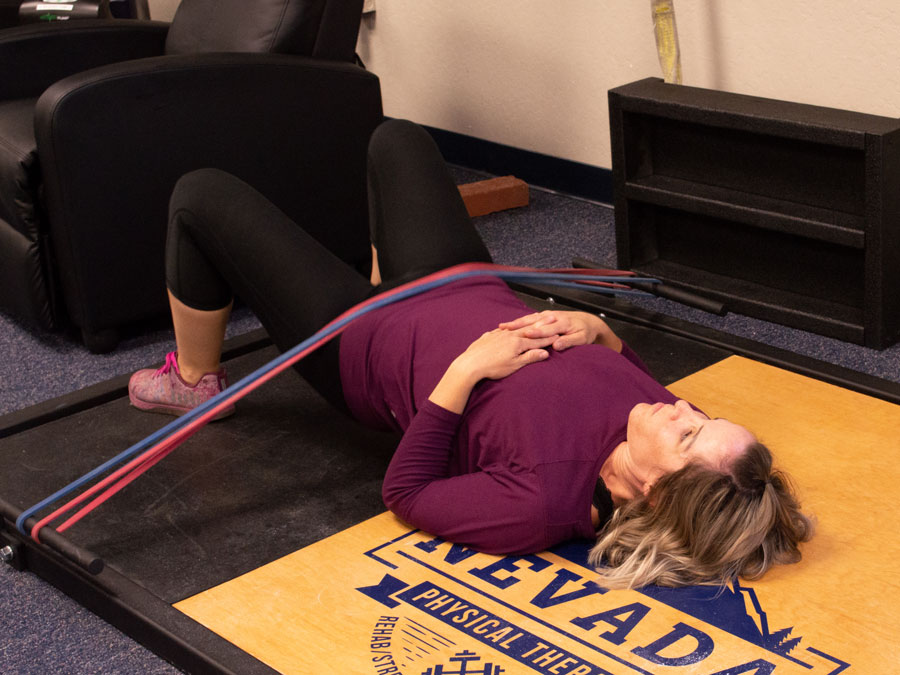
left=428, top=328, right=555, bottom=413
left=454, top=328, right=556, bottom=381
left=498, top=310, right=622, bottom=353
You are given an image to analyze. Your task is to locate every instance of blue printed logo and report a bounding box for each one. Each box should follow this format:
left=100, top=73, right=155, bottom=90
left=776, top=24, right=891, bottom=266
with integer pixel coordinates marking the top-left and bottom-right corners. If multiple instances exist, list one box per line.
left=357, top=531, right=849, bottom=675
left=422, top=650, right=504, bottom=675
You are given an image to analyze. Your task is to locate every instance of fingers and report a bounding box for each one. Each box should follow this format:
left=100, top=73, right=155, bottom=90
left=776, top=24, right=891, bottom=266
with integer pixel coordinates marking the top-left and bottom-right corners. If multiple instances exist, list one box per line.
left=497, top=310, right=602, bottom=353
left=551, top=336, right=573, bottom=351
left=521, top=333, right=558, bottom=351
left=488, top=327, right=555, bottom=352
left=503, top=338, right=552, bottom=375
left=498, top=311, right=553, bottom=331
left=465, top=328, right=533, bottom=357
left=462, top=328, right=556, bottom=381
left=505, top=313, right=570, bottom=340
left=518, top=347, right=551, bottom=366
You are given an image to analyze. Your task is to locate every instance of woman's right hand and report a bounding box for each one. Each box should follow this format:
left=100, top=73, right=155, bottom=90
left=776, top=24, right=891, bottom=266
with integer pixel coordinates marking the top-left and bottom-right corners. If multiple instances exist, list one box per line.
left=453, top=327, right=556, bottom=381
left=428, top=328, right=555, bottom=413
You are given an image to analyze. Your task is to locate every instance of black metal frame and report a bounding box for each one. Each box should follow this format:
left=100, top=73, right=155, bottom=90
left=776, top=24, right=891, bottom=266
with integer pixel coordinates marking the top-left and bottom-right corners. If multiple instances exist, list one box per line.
left=0, top=507, right=278, bottom=675
left=0, top=329, right=278, bottom=674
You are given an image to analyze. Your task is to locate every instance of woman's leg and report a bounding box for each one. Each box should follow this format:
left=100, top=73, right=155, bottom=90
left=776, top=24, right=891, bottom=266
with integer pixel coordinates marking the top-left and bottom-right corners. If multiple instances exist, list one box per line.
left=163, top=168, right=373, bottom=410
left=167, top=290, right=232, bottom=385
left=367, top=120, right=492, bottom=285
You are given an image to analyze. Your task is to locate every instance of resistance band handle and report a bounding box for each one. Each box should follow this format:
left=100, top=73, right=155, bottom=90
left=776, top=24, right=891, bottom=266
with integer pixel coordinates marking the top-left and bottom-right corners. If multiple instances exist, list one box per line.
left=630, top=280, right=727, bottom=316
left=1, top=497, right=104, bottom=575
left=38, top=526, right=105, bottom=576
left=572, top=257, right=727, bottom=316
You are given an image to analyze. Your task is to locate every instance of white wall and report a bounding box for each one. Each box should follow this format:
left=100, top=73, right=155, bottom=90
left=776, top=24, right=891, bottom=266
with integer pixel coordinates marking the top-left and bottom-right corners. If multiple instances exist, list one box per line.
left=147, top=0, right=178, bottom=21
left=148, top=1, right=900, bottom=171
left=358, top=1, right=900, bottom=170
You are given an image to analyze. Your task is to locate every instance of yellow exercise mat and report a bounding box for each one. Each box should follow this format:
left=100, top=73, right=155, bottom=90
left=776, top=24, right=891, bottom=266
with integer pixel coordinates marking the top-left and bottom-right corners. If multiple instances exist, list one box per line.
left=175, top=356, right=899, bottom=673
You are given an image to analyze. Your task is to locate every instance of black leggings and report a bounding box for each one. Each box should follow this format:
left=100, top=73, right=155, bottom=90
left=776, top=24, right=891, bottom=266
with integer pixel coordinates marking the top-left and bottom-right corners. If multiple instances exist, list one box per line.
left=165, top=119, right=492, bottom=412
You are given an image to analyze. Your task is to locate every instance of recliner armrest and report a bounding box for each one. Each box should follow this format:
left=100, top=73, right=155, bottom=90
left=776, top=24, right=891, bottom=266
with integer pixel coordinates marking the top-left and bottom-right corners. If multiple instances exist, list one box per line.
left=0, top=20, right=169, bottom=100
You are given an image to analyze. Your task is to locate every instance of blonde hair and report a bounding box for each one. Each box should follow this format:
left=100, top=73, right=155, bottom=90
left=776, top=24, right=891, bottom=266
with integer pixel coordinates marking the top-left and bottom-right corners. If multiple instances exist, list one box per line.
left=588, top=442, right=814, bottom=589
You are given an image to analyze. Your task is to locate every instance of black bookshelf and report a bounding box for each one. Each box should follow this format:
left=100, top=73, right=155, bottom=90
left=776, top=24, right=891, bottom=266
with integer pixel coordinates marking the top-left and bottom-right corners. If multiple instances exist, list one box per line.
left=609, top=77, right=900, bottom=349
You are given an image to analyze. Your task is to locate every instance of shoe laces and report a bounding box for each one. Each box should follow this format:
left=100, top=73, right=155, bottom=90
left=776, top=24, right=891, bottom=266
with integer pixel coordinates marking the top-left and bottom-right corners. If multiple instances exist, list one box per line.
left=155, top=351, right=180, bottom=378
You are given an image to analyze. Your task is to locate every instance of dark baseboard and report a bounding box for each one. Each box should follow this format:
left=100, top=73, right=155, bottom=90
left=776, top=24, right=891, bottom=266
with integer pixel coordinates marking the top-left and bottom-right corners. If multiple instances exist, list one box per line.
left=422, top=124, right=613, bottom=204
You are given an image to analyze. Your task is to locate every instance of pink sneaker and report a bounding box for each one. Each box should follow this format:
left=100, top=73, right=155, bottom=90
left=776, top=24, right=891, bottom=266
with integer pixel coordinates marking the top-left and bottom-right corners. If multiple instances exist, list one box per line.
left=128, top=352, right=234, bottom=420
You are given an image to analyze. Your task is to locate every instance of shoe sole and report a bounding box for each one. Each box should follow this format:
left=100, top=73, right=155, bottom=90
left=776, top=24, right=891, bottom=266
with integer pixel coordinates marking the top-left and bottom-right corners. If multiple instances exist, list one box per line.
left=129, top=396, right=235, bottom=422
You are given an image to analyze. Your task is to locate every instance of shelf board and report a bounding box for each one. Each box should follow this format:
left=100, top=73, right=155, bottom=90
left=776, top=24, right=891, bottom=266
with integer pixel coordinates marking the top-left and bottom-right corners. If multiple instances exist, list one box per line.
left=624, top=175, right=866, bottom=248
left=633, top=259, right=865, bottom=343
left=611, top=78, right=900, bottom=149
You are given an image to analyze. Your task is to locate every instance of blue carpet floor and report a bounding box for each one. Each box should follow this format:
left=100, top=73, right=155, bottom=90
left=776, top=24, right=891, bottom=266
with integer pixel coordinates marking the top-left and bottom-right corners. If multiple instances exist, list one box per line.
left=1, top=167, right=899, bottom=674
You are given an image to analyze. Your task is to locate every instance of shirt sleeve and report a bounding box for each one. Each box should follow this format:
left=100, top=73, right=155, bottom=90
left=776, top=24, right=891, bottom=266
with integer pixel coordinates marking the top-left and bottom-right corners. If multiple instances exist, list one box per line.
left=382, top=400, right=547, bottom=554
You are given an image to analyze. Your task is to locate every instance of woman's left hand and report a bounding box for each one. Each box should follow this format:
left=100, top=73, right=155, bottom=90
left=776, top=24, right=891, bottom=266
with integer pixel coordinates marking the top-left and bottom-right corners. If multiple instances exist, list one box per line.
left=499, top=310, right=621, bottom=352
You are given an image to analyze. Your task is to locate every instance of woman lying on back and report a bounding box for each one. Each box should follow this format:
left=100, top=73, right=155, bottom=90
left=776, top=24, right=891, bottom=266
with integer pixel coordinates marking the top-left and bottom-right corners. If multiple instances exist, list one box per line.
left=129, top=119, right=813, bottom=589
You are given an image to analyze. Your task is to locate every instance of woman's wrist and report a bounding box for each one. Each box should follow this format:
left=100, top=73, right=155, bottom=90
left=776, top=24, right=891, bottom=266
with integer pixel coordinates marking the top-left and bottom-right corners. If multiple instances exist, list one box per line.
left=428, top=357, right=481, bottom=414
left=589, top=314, right=623, bottom=353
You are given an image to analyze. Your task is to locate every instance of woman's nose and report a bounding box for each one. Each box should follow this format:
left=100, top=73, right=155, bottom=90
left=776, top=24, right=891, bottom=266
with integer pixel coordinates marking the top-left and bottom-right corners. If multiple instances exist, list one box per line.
left=673, top=399, right=692, bottom=416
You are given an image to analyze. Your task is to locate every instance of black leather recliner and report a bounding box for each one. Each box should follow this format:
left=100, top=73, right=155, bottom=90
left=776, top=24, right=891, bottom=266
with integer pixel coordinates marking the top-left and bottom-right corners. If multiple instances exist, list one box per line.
left=0, top=0, right=383, bottom=351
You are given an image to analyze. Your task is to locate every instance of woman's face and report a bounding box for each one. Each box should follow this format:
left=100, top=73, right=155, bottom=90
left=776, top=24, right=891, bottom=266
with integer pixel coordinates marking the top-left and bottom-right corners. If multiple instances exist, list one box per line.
left=625, top=399, right=755, bottom=494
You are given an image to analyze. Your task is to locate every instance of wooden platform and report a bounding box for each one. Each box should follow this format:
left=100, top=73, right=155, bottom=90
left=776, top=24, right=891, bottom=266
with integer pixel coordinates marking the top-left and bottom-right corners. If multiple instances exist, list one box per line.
left=175, top=356, right=899, bottom=673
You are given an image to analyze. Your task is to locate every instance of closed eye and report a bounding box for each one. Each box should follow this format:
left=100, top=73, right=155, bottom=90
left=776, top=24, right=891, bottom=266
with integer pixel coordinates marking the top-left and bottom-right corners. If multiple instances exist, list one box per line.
left=683, top=425, right=703, bottom=450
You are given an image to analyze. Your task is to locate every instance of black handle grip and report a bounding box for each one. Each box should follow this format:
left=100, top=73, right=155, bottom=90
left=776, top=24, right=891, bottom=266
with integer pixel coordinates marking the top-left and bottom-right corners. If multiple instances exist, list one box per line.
left=0, top=497, right=105, bottom=575
left=630, top=280, right=727, bottom=316
left=571, top=257, right=727, bottom=316
left=38, top=526, right=105, bottom=575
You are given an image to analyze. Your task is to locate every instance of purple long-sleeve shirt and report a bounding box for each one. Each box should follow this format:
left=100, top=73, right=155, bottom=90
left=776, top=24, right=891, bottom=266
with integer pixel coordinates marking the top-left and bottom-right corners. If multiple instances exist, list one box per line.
left=339, top=277, right=678, bottom=554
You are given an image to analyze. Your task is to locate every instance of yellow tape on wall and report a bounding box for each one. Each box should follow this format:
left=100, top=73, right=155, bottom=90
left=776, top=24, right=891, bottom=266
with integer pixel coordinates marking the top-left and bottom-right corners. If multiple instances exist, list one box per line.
left=652, top=0, right=682, bottom=84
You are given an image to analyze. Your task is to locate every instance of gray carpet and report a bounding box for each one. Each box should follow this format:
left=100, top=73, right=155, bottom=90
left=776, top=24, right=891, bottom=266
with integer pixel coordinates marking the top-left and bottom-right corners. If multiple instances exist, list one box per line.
left=1, top=167, right=899, bottom=674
